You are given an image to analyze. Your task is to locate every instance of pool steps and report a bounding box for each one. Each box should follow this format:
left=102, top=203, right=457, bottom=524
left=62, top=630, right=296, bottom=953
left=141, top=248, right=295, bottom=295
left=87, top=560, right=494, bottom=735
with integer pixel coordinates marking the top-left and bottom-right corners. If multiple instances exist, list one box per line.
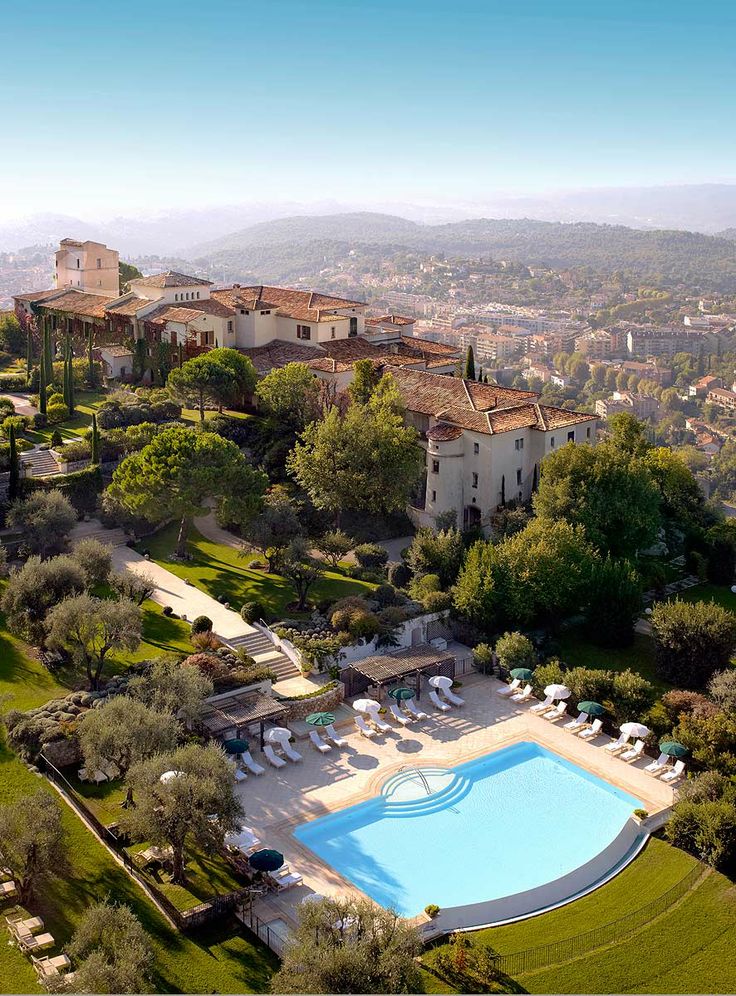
left=381, top=768, right=473, bottom=817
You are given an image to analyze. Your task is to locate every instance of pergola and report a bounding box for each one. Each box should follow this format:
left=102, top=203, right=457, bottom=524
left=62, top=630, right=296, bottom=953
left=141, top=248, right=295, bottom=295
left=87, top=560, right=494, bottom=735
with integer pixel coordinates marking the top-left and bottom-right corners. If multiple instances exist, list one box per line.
left=343, top=645, right=456, bottom=700
left=201, top=692, right=289, bottom=751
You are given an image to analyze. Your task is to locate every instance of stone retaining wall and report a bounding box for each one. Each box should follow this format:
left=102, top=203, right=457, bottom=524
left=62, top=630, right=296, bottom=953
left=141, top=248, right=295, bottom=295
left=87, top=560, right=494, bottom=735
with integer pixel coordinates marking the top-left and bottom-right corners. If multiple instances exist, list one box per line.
left=280, top=681, right=345, bottom=722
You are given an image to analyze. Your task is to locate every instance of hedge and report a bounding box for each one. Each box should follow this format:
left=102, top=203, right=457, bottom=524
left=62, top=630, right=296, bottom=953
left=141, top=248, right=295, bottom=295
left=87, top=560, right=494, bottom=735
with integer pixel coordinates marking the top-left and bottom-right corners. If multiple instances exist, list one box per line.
left=22, top=465, right=103, bottom=513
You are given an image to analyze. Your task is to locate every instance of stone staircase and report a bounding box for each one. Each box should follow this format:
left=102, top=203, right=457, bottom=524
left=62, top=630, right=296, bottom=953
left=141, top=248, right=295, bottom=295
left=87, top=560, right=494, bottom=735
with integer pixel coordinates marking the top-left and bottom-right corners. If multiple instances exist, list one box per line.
left=226, top=630, right=300, bottom=682
left=21, top=448, right=60, bottom=478
left=69, top=520, right=129, bottom=548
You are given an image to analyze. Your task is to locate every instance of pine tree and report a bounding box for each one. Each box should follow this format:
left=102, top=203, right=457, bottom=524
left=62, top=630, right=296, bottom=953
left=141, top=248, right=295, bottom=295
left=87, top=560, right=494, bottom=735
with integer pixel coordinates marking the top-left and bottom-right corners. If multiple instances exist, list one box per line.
left=8, top=422, right=19, bottom=502
left=464, top=345, right=476, bottom=381
left=91, top=413, right=100, bottom=464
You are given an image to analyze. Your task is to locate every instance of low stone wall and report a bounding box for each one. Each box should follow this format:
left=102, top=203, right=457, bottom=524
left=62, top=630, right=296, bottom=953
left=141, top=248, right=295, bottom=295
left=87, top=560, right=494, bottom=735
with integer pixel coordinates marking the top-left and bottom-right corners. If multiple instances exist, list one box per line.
left=280, top=681, right=345, bottom=723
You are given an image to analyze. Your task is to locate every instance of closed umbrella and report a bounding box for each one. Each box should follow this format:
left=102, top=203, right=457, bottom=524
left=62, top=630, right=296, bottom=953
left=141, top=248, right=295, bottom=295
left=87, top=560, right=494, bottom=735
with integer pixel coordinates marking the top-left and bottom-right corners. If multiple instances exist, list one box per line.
left=544, top=684, right=571, bottom=700
left=248, top=849, right=284, bottom=873
left=577, top=701, right=605, bottom=717
left=510, top=668, right=534, bottom=681
left=353, top=699, right=380, bottom=713
left=429, top=675, right=453, bottom=690
left=305, top=712, right=336, bottom=727
left=660, top=741, right=688, bottom=758
left=222, top=738, right=248, bottom=755
left=388, top=687, right=415, bottom=701
left=620, top=722, right=649, bottom=738
left=265, top=727, right=292, bottom=744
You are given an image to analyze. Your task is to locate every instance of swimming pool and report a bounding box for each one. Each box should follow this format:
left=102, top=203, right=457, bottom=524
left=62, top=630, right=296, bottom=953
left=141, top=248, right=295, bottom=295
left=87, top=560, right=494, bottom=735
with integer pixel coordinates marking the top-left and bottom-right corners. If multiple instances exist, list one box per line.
left=294, top=741, right=643, bottom=920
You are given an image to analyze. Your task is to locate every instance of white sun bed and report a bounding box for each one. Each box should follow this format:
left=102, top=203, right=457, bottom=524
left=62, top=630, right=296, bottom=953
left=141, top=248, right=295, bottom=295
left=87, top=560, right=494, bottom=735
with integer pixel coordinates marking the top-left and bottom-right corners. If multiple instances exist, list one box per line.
left=429, top=690, right=451, bottom=712
left=563, top=711, right=589, bottom=732
left=404, top=698, right=428, bottom=721
left=309, top=730, right=331, bottom=753
left=661, top=759, right=686, bottom=783
left=389, top=702, right=412, bottom=726
left=370, top=713, right=392, bottom=733
left=233, top=767, right=248, bottom=783
left=645, top=752, right=670, bottom=775
left=325, top=723, right=348, bottom=747
left=440, top=687, right=465, bottom=707
left=605, top=733, right=630, bottom=754
left=282, top=742, right=303, bottom=763
left=0, top=881, right=18, bottom=898
left=619, top=739, right=645, bottom=762
left=497, top=678, right=521, bottom=697
left=578, top=718, right=603, bottom=740
left=510, top=683, right=533, bottom=703
left=530, top=695, right=555, bottom=714
left=543, top=701, right=568, bottom=722
left=264, top=745, right=287, bottom=768
left=268, top=870, right=303, bottom=890
left=355, top=716, right=377, bottom=738
left=241, top=750, right=265, bottom=775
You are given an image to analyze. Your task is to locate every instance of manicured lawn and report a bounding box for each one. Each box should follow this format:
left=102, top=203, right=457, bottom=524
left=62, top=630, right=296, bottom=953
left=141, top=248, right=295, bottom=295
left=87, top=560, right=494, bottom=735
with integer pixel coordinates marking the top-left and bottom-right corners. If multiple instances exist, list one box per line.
left=555, top=627, right=669, bottom=692
left=133, top=600, right=194, bottom=660
left=676, top=581, right=736, bottom=614
left=22, top=390, right=108, bottom=444
left=141, top=524, right=376, bottom=618
left=0, top=607, right=69, bottom=712
left=425, top=838, right=736, bottom=994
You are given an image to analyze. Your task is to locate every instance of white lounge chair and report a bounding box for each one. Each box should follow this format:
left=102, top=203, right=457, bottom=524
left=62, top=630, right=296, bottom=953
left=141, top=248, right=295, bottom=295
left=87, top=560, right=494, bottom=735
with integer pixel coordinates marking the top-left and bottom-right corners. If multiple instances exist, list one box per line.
left=497, top=678, right=521, bottom=697
left=309, top=730, right=331, bottom=753
left=578, top=718, right=603, bottom=740
left=645, top=752, right=670, bottom=775
left=233, top=767, right=247, bottom=783
left=440, top=687, right=464, bottom=707
left=404, top=698, right=428, bottom=720
left=268, top=870, right=303, bottom=890
left=0, top=881, right=17, bottom=898
left=563, top=711, right=589, bottom=732
left=264, top=745, right=287, bottom=768
left=544, top=701, right=568, bottom=722
left=530, top=695, right=555, bottom=714
left=620, top=739, right=645, bottom=762
left=20, top=932, right=55, bottom=953
left=282, top=742, right=303, bottom=763
left=510, top=683, right=533, bottom=703
left=605, top=733, right=630, bottom=754
left=370, top=713, right=392, bottom=733
left=661, top=759, right=686, bottom=783
left=241, top=750, right=265, bottom=775
left=355, top=716, right=377, bottom=738
left=325, top=723, right=348, bottom=747
left=429, top=690, right=451, bottom=712
left=389, top=702, right=412, bottom=726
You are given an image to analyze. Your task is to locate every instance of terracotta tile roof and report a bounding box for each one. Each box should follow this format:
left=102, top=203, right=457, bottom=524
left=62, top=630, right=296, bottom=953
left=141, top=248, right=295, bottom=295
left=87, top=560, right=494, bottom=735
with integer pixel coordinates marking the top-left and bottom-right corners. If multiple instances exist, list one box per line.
left=365, top=314, right=416, bottom=327
left=213, top=284, right=364, bottom=322
left=143, top=305, right=211, bottom=324
left=397, top=336, right=460, bottom=357
left=105, top=294, right=151, bottom=317
left=242, top=339, right=323, bottom=375
left=132, top=270, right=212, bottom=288
left=13, top=288, right=60, bottom=303
left=99, top=344, right=134, bottom=357
left=391, top=368, right=536, bottom=416
left=37, top=289, right=114, bottom=319
left=426, top=422, right=464, bottom=441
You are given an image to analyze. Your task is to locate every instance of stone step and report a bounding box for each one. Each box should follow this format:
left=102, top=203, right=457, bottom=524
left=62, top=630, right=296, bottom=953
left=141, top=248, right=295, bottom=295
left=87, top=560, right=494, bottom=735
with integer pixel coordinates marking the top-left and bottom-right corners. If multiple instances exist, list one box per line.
left=71, top=527, right=129, bottom=549
left=21, top=450, right=60, bottom=477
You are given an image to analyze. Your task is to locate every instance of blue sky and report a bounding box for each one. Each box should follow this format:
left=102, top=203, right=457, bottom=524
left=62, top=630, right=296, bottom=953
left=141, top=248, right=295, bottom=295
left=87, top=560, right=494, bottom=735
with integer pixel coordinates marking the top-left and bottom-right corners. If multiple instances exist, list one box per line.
left=1, top=0, right=735, bottom=219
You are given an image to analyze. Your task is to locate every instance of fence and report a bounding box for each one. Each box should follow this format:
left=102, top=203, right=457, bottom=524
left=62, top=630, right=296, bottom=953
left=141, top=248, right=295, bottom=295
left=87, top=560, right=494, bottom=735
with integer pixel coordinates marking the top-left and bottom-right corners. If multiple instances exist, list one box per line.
left=495, top=861, right=704, bottom=977
left=243, top=906, right=286, bottom=956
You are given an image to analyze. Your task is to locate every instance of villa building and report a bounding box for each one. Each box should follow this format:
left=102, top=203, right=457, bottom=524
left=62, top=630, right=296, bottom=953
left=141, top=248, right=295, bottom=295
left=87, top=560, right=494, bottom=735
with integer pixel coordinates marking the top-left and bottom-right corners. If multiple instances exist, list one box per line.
left=391, top=368, right=597, bottom=532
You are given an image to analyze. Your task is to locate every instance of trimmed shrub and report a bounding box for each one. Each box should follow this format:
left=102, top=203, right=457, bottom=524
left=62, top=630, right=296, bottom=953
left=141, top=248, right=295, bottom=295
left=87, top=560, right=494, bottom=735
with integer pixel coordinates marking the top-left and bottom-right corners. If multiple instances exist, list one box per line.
left=191, top=615, right=213, bottom=635
left=666, top=799, right=736, bottom=869
left=240, top=600, right=266, bottom=624
left=494, top=631, right=536, bottom=672
left=472, top=642, right=495, bottom=674
left=353, top=543, right=389, bottom=570
left=46, top=402, right=69, bottom=425
left=387, top=561, right=411, bottom=588
left=650, top=599, right=736, bottom=688
left=373, top=583, right=399, bottom=607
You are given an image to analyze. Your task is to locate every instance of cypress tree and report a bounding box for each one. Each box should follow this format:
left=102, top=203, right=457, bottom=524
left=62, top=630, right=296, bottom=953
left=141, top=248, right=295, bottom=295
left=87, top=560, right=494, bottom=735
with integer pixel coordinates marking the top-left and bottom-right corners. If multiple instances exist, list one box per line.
left=178, top=342, right=184, bottom=368
left=43, top=319, right=54, bottom=386
left=38, top=354, right=47, bottom=417
left=477, top=365, right=483, bottom=382
left=25, top=332, right=33, bottom=384
left=87, top=327, right=95, bottom=387
left=464, top=345, right=476, bottom=381
left=91, top=413, right=100, bottom=464
left=62, top=341, right=69, bottom=411
left=8, top=422, right=19, bottom=503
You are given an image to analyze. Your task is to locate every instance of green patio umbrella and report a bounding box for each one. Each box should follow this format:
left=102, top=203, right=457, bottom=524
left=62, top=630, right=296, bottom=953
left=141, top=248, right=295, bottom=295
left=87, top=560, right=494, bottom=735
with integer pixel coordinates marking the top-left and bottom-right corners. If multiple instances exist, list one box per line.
left=577, top=701, right=606, bottom=717
left=660, top=741, right=688, bottom=758
left=510, top=668, right=534, bottom=681
left=222, top=738, right=248, bottom=755
left=248, top=849, right=285, bottom=873
left=388, top=687, right=415, bottom=701
left=305, top=712, right=336, bottom=727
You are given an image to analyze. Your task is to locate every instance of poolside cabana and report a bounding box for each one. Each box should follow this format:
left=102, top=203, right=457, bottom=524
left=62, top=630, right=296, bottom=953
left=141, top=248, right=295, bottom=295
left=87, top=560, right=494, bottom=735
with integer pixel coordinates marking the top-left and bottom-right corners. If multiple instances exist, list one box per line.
left=202, top=692, right=289, bottom=751
left=342, top=644, right=456, bottom=700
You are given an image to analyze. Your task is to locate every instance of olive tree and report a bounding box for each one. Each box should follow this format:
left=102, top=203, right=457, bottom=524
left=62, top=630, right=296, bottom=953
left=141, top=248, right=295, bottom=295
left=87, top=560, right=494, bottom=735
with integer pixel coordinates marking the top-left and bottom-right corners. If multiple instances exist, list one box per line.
left=2, top=555, right=85, bottom=646
left=78, top=696, right=180, bottom=782
left=62, top=899, right=154, bottom=995
left=127, top=656, right=213, bottom=726
left=71, top=537, right=113, bottom=588
left=0, top=790, right=65, bottom=903
left=7, top=490, right=77, bottom=559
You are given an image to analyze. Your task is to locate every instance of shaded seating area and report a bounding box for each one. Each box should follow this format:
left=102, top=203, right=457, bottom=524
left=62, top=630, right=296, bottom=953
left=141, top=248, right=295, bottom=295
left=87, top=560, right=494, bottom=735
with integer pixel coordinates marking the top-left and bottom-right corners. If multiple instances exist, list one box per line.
left=201, top=690, right=290, bottom=751
left=341, top=645, right=456, bottom=702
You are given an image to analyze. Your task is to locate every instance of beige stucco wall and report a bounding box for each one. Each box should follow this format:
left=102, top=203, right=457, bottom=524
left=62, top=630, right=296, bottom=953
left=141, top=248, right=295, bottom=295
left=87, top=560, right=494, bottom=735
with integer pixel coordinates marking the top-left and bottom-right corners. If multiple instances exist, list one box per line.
left=55, top=241, right=119, bottom=296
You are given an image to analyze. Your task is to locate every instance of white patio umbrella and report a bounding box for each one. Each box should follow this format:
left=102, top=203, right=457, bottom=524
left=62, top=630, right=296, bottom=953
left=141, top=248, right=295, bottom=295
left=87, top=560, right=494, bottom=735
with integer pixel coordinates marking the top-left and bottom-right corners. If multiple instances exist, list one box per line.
left=265, top=727, right=292, bottom=744
left=159, top=770, right=184, bottom=783
left=429, top=674, right=453, bottom=690
left=544, top=684, right=571, bottom=700
left=353, top=698, right=380, bottom=713
left=620, top=721, right=650, bottom=738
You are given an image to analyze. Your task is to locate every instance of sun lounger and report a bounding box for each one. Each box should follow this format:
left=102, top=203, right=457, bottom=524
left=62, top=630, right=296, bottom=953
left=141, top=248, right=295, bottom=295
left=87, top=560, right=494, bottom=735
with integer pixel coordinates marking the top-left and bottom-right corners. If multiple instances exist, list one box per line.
left=12, top=916, right=44, bottom=938
left=32, top=954, right=71, bottom=979
left=510, top=683, right=533, bottom=703
left=370, top=713, right=392, bottom=733
left=20, top=932, right=55, bottom=952
left=530, top=695, right=555, bottom=714
left=544, top=701, right=568, bottom=722
left=661, top=759, right=686, bottom=783
left=404, top=699, right=428, bottom=721
left=355, top=716, right=377, bottom=738
left=619, top=739, right=645, bottom=762
left=645, top=752, right=670, bottom=775
left=309, top=730, right=331, bottom=753
left=264, top=745, right=287, bottom=768
left=78, top=767, right=108, bottom=784
left=325, top=723, right=348, bottom=747
left=268, top=870, right=303, bottom=890
left=241, top=750, right=265, bottom=775
left=233, top=767, right=247, bottom=783
left=429, top=690, right=451, bottom=712
left=605, top=733, right=630, bottom=754
left=578, top=718, right=603, bottom=740
left=389, top=702, right=412, bottom=726
left=284, top=742, right=302, bottom=762
left=0, top=881, right=17, bottom=899
left=563, top=711, right=589, bottom=732
left=440, top=687, right=465, bottom=707
left=497, top=678, right=521, bottom=697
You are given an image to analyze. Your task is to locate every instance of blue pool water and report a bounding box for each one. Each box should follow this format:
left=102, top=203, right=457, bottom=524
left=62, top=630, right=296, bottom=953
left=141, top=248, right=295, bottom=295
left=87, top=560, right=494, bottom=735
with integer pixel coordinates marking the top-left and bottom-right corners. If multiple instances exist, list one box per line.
left=294, top=741, right=642, bottom=917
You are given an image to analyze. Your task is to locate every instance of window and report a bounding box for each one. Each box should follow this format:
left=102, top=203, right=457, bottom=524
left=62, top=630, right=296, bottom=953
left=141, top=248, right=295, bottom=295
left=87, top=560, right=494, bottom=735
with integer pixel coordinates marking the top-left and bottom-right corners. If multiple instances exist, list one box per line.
left=550, top=436, right=555, bottom=448
left=297, top=324, right=312, bottom=340
left=331, top=326, right=336, bottom=338
left=431, top=459, right=440, bottom=474
left=240, top=309, right=246, bottom=315
left=516, top=468, right=522, bottom=485
left=262, top=309, right=271, bottom=315
left=567, top=430, right=575, bottom=442
left=76, top=259, right=80, bottom=268
left=586, top=426, right=591, bottom=439
left=96, top=258, right=101, bottom=269
left=227, top=321, right=233, bottom=333
left=175, top=294, right=179, bottom=301
left=431, top=490, right=436, bottom=502
left=515, top=437, right=524, bottom=450
left=473, top=442, right=479, bottom=454
left=196, top=292, right=200, bottom=299
left=472, top=472, right=478, bottom=489
left=349, top=317, right=358, bottom=337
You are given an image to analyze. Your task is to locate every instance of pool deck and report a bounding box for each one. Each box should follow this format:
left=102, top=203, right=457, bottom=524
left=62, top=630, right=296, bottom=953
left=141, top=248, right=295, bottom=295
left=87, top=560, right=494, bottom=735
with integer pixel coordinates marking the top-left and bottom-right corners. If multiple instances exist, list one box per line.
left=242, top=673, right=674, bottom=933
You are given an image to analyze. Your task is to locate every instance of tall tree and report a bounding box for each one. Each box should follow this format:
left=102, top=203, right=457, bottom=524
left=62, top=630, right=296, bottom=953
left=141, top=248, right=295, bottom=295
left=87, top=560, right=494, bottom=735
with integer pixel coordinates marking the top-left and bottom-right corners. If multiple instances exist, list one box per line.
left=7, top=422, right=19, bottom=503
left=280, top=538, right=324, bottom=610
left=464, top=344, right=476, bottom=381
left=87, top=326, right=96, bottom=387
left=650, top=599, right=736, bottom=689
left=204, top=347, right=258, bottom=409
left=78, top=696, right=180, bottom=782
left=105, top=426, right=267, bottom=557
left=255, top=362, right=321, bottom=433
left=1, top=555, right=85, bottom=647
left=166, top=355, right=236, bottom=420
left=348, top=359, right=382, bottom=406
left=65, top=899, right=154, bottom=995
left=38, top=349, right=47, bottom=417
left=25, top=331, right=33, bottom=384
left=0, top=791, right=65, bottom=904
left=91, top=412, right=100, bottom=464
left=43, top=319, right=53, bottom=386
